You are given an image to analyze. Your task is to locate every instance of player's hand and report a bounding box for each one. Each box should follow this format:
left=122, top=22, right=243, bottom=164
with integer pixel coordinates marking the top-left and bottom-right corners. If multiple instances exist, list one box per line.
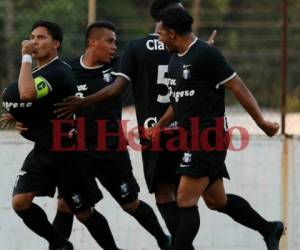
left=21, top=40, right=35, bottom=55
left=54, top=96, right=86, bottom=119
left=207, top=30, right=217, bottom=46
left=145, top=124, right=163, bottom=141
left=0, top=113, right=16, bottom=129
left=15, top=122, right=29, bottom=132
left=259, top=120, right=280, bottom=137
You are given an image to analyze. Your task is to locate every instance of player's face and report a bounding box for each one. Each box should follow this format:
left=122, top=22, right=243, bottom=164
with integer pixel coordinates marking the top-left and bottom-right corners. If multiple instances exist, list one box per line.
left=157, top=21, right=177, bottom=53
left=93, top=29, right=117, bottom=64
left=30, top=27, right=60, bottom=59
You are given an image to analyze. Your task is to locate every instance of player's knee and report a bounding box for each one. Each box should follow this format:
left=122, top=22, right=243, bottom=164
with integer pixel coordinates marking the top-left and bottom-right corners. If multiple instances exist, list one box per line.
left=177, top=192, right=197, bottom=207
left=204, top=199, right=219, bottom=210
left=12, top=193, right=34, bottom=212
left=155, top=193, right=175, bottom=204
left=57, top=198, right=72, bottom=213
left=154, top=183, right=176, bottom=204
left=75, top=208, right=93, bottom=222
left=121, top=199, right=140, bottom=214
left=204, top=197, right=227, bottom=210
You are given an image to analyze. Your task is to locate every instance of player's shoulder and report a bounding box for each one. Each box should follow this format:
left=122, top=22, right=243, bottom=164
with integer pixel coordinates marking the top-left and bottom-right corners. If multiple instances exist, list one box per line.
left=194, top=39, right=212, bottom=52
left=48, top=58, right=72, bottom=71
left=191, top=39, right=223, bottom=61
left=63, top=56, right=81, bottom=69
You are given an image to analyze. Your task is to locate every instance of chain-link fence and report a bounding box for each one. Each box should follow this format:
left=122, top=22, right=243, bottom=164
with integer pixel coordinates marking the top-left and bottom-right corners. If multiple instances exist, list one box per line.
left=0, top=0, right=299, bottom=134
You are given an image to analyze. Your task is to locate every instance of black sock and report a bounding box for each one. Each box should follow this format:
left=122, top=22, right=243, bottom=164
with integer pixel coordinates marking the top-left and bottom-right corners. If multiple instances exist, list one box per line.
left=157, top=201, right=178, bottom=238
left=173, top=206, right=199, bottom=250
left=81, top=209, right=118, bottom=250
left=218, top=194, right=272, bottom=237
left=16, top=203, right=65, bottom=247
left=131, top=200, right=168, bottom=248
left=52, top=211, right=74, bottom=239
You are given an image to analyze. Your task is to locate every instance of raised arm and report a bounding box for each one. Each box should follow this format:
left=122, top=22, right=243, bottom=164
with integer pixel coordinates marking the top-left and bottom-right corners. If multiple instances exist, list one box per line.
left=18, top=40, right=36, bottom=101
left=224, top=75, right=279, bottom=136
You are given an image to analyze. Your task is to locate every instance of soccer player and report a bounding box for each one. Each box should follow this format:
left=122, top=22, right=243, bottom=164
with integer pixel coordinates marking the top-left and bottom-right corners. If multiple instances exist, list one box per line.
left=52, top=21, right=172, bottom=250
left=147, top=7, right=284, bottom=250
left=2, top=20, right=121, bottom=250
left=54, top=0, right=216, bottom=241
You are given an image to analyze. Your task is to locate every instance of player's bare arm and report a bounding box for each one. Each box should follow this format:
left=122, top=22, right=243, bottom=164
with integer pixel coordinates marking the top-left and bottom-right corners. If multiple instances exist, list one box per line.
left=224, top=75, right=279, bottom=137
left=207, top=30, right=217, bottom=46
left=54, top=75, right=128, bottom=119
left=18, top=40, right=37, bottom=101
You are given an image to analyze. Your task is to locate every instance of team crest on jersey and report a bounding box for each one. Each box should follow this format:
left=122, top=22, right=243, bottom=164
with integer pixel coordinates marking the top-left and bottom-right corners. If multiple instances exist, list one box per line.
left=103, top=73, right=112, bottom=83
left=180, top=151, right=192, bottom=168
left=182, top=64, right=191, bottom=80
left=72, top=193, right=83, bottom=208
left=182, top=151, right=192, bottom=163
left=120, top=182, right=129, bottom=198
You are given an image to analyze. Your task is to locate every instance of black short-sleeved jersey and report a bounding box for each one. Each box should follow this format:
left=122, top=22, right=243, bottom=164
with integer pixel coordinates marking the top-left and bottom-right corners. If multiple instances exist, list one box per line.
left=115, top=34, right=181, bottom=191
left=168, top=39, right=236, bottom=130
left=2, top=57, right=77, bottom=147
left=68, top=56, right=123, bottom=152
left=115, top=34, right=175, bottom=129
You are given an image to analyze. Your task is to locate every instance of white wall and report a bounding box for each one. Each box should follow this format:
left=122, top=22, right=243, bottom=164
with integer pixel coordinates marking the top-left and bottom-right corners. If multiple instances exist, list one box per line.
left=0, top=131, right=299, bottom=250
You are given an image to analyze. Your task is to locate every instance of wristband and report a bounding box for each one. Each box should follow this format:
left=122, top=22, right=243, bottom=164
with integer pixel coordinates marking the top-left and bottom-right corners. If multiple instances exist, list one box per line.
left=22, top=54, right=32, bottom=64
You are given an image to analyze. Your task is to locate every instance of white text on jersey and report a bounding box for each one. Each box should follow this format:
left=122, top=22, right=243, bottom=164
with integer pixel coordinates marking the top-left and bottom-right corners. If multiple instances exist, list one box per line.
left=146, top=39, right=165, bottom=51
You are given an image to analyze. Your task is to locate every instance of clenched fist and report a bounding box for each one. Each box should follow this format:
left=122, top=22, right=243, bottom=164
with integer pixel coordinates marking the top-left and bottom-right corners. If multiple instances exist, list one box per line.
left=259, top=120, right=280, bottom=137
left=21, top=40, right=35, bottom=55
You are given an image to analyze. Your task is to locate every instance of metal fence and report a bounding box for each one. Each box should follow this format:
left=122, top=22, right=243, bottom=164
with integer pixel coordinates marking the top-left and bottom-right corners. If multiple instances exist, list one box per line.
left=0, top=0, right=299, bottom=134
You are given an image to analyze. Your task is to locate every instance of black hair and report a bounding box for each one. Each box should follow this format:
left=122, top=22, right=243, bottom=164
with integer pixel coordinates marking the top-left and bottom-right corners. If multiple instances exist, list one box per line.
left=31, top=20, right=63, bottom=49
left=150, top=0, right=181, bottom=21
left=85, top=21, right=116, bottom=47
left=159, top=7, right=193, bottom=35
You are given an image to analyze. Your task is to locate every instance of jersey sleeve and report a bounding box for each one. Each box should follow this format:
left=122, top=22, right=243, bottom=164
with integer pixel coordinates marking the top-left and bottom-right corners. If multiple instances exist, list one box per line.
left=205, top=47, right=236, bottom=89
left=114, top=41, right=136, bottom=82
left=34, top=66, right=76, bottom=99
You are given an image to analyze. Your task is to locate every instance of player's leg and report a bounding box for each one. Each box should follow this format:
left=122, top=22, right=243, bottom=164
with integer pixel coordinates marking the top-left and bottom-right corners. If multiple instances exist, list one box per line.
left=60, top=182, right=121, bottom=250
left=12, top=192, right=68, bottom=247
left=153, top=150, right=181, bottom=241
left=12, top=149, right=72, bottom=249
left=97, top=152, right=171, bottom=250
left=52, top=197, right=74, bottom=239
left=203, top=178, right=284, bottom=250
left=74, top=207, right=120, bottom=250
left=121, top=198, right=171, bottom=249
left=155, top=181, right=178, bottom=240
left=173, top=175, right=209, bottom=250
left=59, top=151, right=123, bottom=250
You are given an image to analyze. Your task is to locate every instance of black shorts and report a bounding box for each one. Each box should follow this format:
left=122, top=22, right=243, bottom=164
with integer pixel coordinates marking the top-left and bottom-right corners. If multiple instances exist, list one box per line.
left=177, top=118, right=230, bottom=186
left=142, top=149, right=182, bottom=193
left=177, top=149, right=230, bottom=185
left=13, top=144, right=102, bottom=213
left=88, top=150, right=140, bottom=205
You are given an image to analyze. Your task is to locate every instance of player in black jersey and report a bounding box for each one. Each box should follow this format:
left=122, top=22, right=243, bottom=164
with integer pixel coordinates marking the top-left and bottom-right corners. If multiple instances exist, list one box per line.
left=147, top=7, right=284, bottom=250
left=1, top=20, right=122, bottom=250
left=54, top=1, right=216, bottom=242
left=52, top=21, right=172, bottom=250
